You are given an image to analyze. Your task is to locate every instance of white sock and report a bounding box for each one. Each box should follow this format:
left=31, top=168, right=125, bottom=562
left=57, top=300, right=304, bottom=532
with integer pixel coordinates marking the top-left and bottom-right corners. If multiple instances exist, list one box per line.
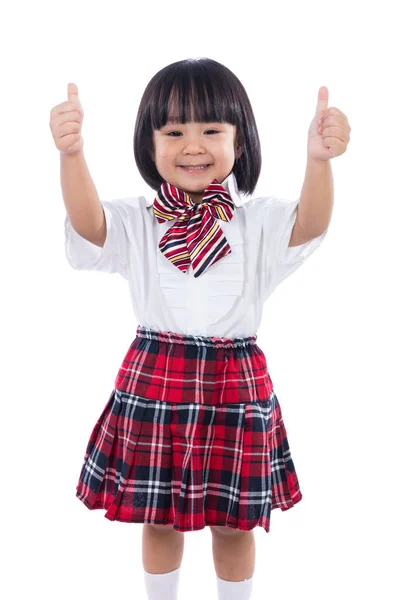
left=217, top=574, right=254, bottom=600
left=143, top=566, right=181, bottom=600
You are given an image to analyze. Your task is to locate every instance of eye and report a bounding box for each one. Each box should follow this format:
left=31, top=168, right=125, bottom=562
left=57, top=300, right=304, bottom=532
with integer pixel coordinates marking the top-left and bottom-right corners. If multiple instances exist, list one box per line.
left=166, top=129, right=219, bottom=137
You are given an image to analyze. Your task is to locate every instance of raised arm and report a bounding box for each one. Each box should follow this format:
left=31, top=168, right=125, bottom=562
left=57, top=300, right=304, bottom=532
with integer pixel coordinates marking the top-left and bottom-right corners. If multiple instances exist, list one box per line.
left=50, top=82, right=106, bottom=248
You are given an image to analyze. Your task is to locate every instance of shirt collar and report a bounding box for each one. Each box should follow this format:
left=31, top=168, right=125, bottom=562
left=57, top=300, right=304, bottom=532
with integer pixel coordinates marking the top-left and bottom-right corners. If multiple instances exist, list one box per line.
left=144, top=171, right=244, bottom=207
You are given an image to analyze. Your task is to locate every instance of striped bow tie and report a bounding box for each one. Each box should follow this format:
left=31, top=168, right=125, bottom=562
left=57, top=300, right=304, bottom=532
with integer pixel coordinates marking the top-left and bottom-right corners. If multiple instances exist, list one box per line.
left=153, top=178, right=235, bottom=278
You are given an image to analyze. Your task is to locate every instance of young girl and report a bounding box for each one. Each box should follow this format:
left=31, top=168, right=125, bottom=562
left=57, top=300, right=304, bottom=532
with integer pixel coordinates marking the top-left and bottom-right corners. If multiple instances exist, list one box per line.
left=51, top=58, right=345, bottom=600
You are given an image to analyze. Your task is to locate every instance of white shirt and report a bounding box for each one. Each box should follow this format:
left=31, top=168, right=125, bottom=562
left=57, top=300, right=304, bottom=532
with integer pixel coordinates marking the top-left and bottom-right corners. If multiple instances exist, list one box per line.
left=64, top=172, right=328, bottom=337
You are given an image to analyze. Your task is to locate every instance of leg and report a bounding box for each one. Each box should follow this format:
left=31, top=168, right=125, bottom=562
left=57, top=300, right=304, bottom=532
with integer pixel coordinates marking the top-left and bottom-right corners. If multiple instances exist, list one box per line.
left=210, top=526, right=256, bottom=581
left=142, top=523, right=185, bottom=574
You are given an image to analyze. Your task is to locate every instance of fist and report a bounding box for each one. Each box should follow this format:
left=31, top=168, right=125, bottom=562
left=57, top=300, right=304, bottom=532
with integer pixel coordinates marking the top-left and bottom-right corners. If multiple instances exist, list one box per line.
left=49, top=83, right=84, bottom=155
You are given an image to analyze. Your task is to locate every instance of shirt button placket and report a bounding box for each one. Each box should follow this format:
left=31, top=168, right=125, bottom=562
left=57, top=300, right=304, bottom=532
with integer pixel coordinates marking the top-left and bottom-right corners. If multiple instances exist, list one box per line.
left=187, top=265, right=209, bottom=335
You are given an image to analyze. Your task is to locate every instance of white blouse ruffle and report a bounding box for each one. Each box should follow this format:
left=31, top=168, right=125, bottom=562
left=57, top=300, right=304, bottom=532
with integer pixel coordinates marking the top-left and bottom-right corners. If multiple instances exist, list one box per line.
left=155, top=214, right=244, bottom=329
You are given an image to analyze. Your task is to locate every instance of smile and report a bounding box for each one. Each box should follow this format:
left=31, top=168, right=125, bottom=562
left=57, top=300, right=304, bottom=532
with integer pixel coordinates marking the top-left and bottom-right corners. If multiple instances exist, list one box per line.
left=179, top=164, right=211, bottom=173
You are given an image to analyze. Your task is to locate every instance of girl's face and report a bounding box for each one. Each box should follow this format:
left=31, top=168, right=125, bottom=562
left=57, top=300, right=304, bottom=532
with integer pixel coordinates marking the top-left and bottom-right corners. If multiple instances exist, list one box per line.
left=152, top=120, right=241, bottom=203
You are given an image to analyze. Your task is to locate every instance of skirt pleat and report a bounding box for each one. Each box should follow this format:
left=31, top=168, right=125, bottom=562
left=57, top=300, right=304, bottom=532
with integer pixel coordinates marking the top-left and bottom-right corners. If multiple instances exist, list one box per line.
left=75, top=326, right=303, bottom=533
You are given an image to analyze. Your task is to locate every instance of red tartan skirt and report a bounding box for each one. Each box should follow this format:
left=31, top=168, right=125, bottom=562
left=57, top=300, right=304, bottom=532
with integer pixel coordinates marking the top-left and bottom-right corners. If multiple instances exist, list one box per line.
left=75, top=325, right=303, bottom=533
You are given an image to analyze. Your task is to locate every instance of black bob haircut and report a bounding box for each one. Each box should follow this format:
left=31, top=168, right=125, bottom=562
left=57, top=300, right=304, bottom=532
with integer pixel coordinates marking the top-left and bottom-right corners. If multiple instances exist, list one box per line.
left=133, top=57, right=262, bottom=196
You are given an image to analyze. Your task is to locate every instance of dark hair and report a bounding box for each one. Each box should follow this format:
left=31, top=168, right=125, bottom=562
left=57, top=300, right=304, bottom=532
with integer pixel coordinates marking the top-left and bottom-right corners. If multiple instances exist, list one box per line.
left=133, top=57, right=262, bottom=195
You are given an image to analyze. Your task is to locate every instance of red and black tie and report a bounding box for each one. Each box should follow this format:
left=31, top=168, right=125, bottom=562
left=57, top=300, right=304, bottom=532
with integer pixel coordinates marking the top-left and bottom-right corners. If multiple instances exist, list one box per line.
left=153, top=178, right=235, bottom=278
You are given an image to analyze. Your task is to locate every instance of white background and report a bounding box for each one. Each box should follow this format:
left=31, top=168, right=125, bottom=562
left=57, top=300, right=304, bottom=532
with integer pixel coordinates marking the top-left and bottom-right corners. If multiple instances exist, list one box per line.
left=2, top=0, right=399, bottom=598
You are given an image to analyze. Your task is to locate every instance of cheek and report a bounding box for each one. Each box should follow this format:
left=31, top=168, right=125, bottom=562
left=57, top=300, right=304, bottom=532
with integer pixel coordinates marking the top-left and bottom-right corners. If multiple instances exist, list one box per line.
left=220, top=144, right=236, bottom=161
left=153, top=137, right=168, bottom=158
left=154, top=148, right=169, bottom=162
left=156, top=142, right=173, bottom=159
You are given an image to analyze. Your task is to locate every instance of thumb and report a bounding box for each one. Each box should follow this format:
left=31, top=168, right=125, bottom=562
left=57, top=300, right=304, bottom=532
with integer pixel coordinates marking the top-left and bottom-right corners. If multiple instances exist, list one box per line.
left=316, top=85, right=329, bottom=118
left=68, top=82, right=80, bottom=103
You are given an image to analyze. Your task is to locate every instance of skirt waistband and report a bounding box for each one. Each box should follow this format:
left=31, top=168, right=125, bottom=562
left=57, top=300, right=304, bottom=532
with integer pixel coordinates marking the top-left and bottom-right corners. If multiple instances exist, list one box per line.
left=136, top=325, right=257, bottom=349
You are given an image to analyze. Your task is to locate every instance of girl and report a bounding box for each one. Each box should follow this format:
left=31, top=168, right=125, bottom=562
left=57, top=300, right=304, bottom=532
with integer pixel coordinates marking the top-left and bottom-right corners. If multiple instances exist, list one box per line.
left=51, top=58, right=347, bottom=600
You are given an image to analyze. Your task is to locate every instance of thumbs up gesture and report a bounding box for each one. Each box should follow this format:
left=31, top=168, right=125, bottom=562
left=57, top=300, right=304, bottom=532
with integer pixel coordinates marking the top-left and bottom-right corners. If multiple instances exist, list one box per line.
left=49, top=83, right=85, bottom=155
left=307, top=86, right=351, bottom=160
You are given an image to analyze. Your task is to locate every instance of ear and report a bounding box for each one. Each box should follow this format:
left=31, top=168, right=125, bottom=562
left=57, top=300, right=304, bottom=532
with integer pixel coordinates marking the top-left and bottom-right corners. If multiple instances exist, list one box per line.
left=234, top=131, right=243, bottom=160
left=235, top=145, right=243, bottom=160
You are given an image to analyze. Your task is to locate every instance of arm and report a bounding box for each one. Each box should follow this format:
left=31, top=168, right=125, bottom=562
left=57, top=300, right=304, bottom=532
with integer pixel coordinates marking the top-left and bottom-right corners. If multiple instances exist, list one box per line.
left=289, top=157, right=333, bottom=247
left=60, top=150, right=106, bottom=247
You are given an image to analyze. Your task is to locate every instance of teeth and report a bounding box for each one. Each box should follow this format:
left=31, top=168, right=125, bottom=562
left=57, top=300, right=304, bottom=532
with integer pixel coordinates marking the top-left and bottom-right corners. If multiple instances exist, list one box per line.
left=182, top=165, right=208, bottom=169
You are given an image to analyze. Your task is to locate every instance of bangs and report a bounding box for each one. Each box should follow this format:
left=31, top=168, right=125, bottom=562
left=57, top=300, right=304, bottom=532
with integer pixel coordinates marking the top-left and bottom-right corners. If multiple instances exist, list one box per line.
left=149, top=65, right=240, bottom=130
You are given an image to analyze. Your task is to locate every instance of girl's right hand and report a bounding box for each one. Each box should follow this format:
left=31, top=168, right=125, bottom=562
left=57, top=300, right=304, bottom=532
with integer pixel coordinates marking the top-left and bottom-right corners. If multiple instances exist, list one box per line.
left=49, top=83, right=85, bottom=155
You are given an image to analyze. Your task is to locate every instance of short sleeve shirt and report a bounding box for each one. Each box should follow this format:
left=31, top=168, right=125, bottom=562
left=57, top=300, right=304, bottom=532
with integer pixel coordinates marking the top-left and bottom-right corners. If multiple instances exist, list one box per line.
left=64, top=172, right=328, bottom=337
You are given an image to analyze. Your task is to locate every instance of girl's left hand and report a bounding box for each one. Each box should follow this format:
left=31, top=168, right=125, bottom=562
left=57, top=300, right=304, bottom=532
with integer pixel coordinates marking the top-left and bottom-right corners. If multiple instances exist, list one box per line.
left=307, top=86, right=351, bottom=161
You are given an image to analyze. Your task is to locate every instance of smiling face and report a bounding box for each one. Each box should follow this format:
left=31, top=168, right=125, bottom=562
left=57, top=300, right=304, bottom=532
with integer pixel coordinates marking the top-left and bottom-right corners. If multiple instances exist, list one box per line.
left=152, top=118, right=241, bottom=203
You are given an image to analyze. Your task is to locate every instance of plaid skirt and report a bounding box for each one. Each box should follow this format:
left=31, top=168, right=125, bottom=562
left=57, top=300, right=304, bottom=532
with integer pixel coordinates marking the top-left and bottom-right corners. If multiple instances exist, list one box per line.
left=75, top=325, right=303, bottom=533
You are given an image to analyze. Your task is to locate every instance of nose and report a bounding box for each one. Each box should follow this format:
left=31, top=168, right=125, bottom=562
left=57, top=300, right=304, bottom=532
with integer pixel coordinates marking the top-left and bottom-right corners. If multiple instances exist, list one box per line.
left=182, top=134, right=207, bottom=154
